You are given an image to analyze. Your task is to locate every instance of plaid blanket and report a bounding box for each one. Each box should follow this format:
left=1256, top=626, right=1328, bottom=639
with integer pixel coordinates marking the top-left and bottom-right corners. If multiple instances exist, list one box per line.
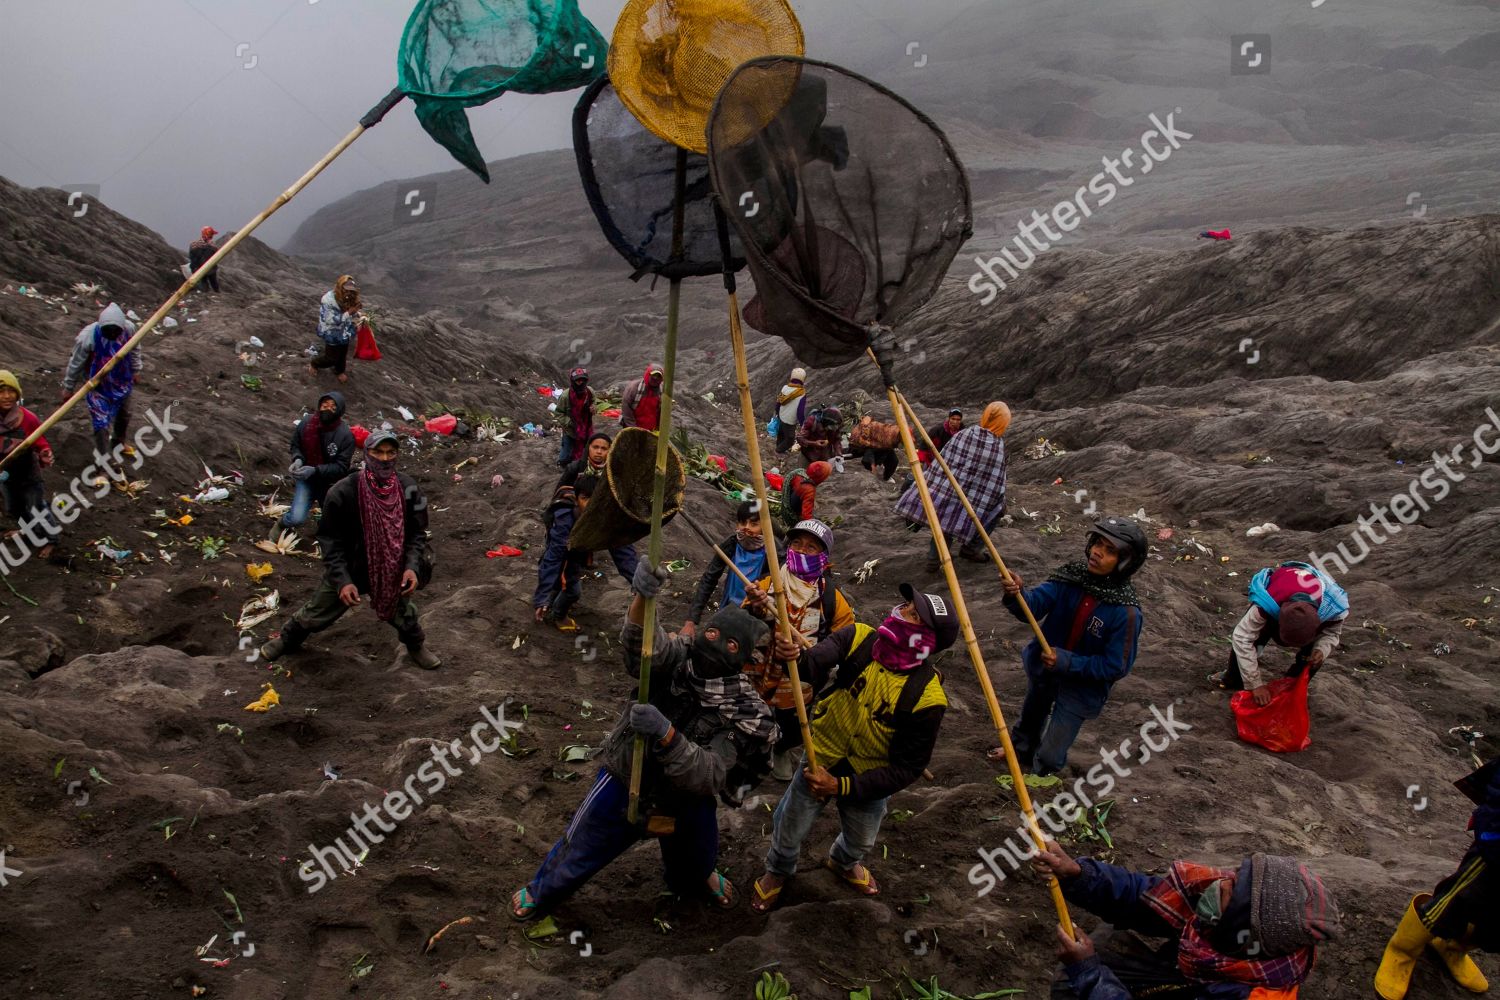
left=895, top=425, right=1006, bottom=543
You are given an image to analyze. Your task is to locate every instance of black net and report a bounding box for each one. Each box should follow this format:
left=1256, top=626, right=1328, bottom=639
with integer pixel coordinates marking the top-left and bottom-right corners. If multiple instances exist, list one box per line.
left=572, top=75, right=745, bottom=280
left=707, top=57, right=972, bottom=367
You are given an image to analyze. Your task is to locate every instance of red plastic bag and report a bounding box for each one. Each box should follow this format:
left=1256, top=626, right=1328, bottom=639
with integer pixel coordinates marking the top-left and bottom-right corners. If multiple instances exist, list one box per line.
left=1230, top=670, right=1311, bottom=753
left=707, top=454, right=728, bottom=473
left=764, top=472, right=784, bottom=490
left=354, top=322, right=382, bottom=361
left=425, top=414, right=457, bottom=435
left=601, top=408, right=621, bottom=419
left=486, top=545, right=524, bottom=558
left=351, top=424, right=370, bottom=449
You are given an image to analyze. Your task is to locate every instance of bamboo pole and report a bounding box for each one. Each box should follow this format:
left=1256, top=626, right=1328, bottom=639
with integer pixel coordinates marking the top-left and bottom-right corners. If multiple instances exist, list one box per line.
left=889, top=384, right=1051, bottom=655
left=712, top=202, right=818, bottom=768
left=0, top=88, right=406, bottom=474
left=875, top=345, right=1073, bottom=936
left=627, top=149, right=689, bottom=824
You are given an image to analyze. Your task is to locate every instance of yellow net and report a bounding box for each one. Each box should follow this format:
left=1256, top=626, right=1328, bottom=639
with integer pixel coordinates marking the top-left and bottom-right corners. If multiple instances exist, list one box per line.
left=607, top=0, right=804, bottom=153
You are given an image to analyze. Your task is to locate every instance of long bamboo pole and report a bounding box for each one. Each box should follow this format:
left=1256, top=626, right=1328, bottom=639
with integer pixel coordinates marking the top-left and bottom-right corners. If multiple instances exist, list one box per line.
left=873, top=341, right=1073, bottom=936
left=0, top=88, right=406, bottom=474
left=889, top=384, right=1051, bottom=655
left=627, top=149, right=689, bottom=824
left=712, top=202, right=818, bottom=768
left=677, top=508, right=812, bottom=650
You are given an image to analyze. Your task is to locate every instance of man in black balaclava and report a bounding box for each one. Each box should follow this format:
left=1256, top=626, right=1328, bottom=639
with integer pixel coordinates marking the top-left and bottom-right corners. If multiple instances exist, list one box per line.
left=509, top=561, right=778, bottom=921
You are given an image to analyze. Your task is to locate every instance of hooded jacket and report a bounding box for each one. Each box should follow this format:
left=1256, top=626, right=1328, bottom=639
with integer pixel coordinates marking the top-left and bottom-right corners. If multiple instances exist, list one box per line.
left=288, top=392, right=355, bottom=499
left=317, top=470, right=430, bottom=594
left=63, top=304, right=140, bottom=392
left=620, top=364, right=665, bottom=430
left=796, top=410, right=844, bottom=463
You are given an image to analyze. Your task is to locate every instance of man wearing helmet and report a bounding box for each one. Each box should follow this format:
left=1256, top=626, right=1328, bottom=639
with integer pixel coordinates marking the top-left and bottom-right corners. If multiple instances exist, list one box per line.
left=997, top=516, right=1147, bottom=776
left=558, top=366, right=595, bottom=470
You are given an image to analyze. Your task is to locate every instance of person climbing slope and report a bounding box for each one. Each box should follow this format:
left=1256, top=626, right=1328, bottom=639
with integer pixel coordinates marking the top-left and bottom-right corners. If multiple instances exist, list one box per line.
left=750, top=584, right=958, bottom=912
left=277, top=392, right=354, bottom=538
left=260, top=430, right=440, bottom=669
left=558, top=367, right=595, bottom=469
left=620, top=363, right=665, bottom=431
left=188, top=225, right=221, bottom=292
left=534, top=432, right=639, bottom=629
left=1034, top=839, right=1341, bottom=999
left=773, top=367, right=808, bottom=454
left=309, top=275, right=362, bottom=383
left=62, top=302, right=140, bottom=462
left=742, top=518, right=856, bottom=780
left=779, top=461, right=830, bottom=529
left=897, top=400, right=1010, bottom=571
left=683, top=500, right=769, bottom=639
left=796, top=406, right=844, bottom=467
left=0, top=370, right=62, bottom=562
left=510, top=561, right=777, bottom=920
left=1211, top=561, right=1349, bottom=706
left=850, top=413, right=902, bottom=482
left=996, top=516, right=1146, bottom=776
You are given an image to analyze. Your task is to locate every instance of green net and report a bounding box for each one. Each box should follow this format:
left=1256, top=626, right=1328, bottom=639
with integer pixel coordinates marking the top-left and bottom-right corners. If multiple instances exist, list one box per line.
left=398, top=0, right=608, bottom=182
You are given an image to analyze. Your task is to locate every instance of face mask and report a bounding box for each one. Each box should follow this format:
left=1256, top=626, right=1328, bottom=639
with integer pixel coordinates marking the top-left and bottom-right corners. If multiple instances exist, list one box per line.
left=785, top=549, right=828, bottom=582
left=735, top=529, right=765, bottom=552
left=1195, top=880, right=1227, bottom=926
left=365, top=455, right=397, bottom=481
left=871, top=606, right=935, bottom=672
left=319, top=410, right=338, bottom=425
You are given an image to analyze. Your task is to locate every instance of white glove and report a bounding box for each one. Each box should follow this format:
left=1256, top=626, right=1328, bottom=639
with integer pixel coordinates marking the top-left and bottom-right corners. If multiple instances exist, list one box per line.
left=832, top=455, right=845, bottom=474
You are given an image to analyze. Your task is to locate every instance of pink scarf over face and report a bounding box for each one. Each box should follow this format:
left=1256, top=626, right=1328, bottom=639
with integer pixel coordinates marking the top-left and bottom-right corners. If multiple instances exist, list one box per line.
left=358, top=459, right=406, bottom=620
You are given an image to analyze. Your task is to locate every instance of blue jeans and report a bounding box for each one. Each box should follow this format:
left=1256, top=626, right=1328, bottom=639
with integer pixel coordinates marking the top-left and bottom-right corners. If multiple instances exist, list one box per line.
left=764, top=768, right=887, bottom=877
left=558, top=433, right=576, bottom=468
left=280, top=479, right=316, bottom=529
left=1012, top=672, right=1091, bottom=776
left=526, top=770, right=719, bottom=913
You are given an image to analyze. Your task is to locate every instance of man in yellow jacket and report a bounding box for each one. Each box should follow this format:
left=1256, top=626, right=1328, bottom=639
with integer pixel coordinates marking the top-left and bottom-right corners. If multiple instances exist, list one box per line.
left=749, top=584, right=958, bottom=912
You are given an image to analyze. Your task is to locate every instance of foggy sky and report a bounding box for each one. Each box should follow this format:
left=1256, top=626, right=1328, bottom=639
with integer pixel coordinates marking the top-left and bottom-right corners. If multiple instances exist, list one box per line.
left=0, top=0, right=980, bottom=251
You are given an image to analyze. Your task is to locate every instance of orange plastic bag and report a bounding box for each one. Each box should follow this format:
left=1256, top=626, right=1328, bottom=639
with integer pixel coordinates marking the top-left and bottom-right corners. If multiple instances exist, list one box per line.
left=354, top=322, right=382, bottom=361
left=1230, top=670, right=1311, bottom=753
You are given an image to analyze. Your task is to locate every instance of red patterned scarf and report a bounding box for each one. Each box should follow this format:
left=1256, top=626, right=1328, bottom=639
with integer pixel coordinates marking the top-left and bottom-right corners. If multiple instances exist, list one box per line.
left=358, top=464, right=406, bottom=620
left=1144, top=861, right=1315, bottom=989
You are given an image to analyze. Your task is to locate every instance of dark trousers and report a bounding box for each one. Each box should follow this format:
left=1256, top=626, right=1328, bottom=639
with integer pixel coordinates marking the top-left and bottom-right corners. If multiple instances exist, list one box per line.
left=1012, top=671, right=1093, bottom=776
left=1419, top=844, right=1497, bottom=950
left=91, top=394, right=132, bottom=455
left=775, top=421, right=797, bottom=454
left=311, top=342, right=349, bottom=376
left=202, top=269, right=220, bottom=293
left=1051, top=927, right=1202, bottom=999
left=1, top=473, right=60, bottom=541
left=861, top=448, right=899, bottom=481
left=1222, top=639, right=1317, bottom=691
left=279, top=579, right=424, bottom=650
left=526, top=770, right=718, bottom=913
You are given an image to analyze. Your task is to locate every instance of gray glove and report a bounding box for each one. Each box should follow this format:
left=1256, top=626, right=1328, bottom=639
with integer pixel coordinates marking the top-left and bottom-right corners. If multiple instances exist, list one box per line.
left=292, top=464, right=316, bottom=481
left=631, top=560, right=669, bottom=600
left=628, top=703, right=671, bottom=740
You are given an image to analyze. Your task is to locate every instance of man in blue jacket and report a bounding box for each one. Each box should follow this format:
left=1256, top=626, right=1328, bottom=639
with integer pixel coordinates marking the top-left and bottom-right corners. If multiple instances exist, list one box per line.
left=997, top=516, right=1147, bottom=775
left=1034, top=839, right=1341, bottom=999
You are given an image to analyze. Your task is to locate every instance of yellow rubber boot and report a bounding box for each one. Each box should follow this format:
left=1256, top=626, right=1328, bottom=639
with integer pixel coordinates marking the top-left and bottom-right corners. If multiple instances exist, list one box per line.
left=1375, top=895, right=1434, bottom=1000
left=1430, top=934, right=1490, bottom=993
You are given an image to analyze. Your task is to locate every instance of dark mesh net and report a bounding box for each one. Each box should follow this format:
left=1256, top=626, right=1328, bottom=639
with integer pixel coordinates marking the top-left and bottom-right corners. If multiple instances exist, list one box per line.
left=607, top=0, right=804, bottom=154
left=568, top=427, right=685, bottom=552
left=708, top=57, right=973, bottom=367
left=398, top=0, right=608, bottom=182
left=573, top=75, right=745, bottom=280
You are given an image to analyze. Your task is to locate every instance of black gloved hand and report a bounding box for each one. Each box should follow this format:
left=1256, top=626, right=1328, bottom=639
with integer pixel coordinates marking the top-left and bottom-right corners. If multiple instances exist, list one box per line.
left=628, top=703, right=671, bottom=740
left=631, top=560, right=669, bottom=600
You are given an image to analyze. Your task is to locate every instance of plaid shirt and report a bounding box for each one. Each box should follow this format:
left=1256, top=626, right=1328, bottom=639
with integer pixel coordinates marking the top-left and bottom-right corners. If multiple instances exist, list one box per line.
left=895, top=425, right=1006, bottom=542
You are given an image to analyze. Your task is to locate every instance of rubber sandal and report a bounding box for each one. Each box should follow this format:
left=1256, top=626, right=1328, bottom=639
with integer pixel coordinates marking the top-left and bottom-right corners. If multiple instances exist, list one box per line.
left=824, top=858, right=879, bottom=896
left=706, top=871, right=737, bottom=909
left=1206, top=670, right=1227, bottom=688
left=750, top=873, right=784, bottom=913
left=509, top=886, right=540, bottom=922
left=553, top=617, right=580, bottom=634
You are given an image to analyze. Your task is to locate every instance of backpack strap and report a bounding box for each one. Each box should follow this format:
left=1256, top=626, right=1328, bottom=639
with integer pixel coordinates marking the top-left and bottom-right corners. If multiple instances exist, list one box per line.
left=894, top=661, right=938, bottom=718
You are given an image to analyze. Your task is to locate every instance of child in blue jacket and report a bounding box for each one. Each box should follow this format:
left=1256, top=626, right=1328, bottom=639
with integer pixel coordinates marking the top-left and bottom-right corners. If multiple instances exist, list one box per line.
left=998, top=516, right=1147, bottom=775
